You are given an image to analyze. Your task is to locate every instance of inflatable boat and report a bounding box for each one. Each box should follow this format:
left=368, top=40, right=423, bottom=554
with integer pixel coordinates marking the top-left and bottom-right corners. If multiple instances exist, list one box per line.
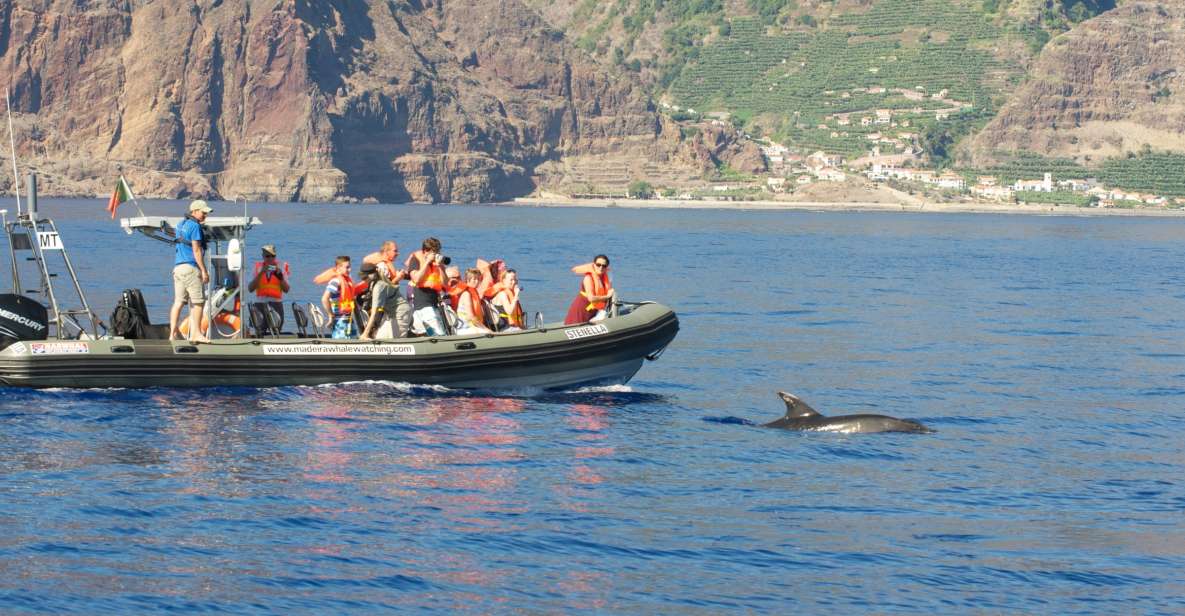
left=0, top=176, right=678, bottom=390
left=0, top=302, right=677, bottom=390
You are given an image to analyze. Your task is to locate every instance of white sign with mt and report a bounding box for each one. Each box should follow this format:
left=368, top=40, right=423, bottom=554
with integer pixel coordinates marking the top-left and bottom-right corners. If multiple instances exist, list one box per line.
left=37, top=231, right=63, bottom=250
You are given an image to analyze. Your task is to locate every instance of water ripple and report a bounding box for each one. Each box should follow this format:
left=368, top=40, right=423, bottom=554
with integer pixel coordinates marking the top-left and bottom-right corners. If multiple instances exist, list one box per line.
left=3, top=203, right=1185, bottom=613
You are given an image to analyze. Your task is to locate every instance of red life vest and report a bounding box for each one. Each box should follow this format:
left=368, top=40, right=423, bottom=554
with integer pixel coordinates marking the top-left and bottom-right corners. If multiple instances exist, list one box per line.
left=449, top=282, right=485, bottom=324
left=253, top=261, right=289, bottom=299
left=582, top=272, right=611, bottom=312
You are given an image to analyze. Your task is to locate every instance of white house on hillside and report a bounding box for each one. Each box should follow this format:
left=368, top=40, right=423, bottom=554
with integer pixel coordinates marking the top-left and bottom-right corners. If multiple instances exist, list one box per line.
left=806, top=151, right=843, bottom=169
left=1013, top=173, right=1053, bottom=193
left=935, top=171, right=965, bottom=190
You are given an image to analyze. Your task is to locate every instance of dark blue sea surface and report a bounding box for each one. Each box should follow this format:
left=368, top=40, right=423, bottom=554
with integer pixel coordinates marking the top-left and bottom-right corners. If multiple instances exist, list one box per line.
left=2, top=199, right=1184, bottom=613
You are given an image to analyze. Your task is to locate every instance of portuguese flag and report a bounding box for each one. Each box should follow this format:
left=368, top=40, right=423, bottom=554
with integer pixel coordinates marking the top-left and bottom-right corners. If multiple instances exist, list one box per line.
left=106, top=176, right=133, bottom=219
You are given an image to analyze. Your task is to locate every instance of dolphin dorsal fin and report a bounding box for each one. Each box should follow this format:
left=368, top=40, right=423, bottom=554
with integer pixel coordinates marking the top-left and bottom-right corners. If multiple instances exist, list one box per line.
left=778, top=391, right=821, bottom=419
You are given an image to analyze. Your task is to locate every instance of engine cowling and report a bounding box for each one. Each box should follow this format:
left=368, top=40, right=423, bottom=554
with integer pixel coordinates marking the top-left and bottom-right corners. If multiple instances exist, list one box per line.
left=0, top=294, right=49, bottom=351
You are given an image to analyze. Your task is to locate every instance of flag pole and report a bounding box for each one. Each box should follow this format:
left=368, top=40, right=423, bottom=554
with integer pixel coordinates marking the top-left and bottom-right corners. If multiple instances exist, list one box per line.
left=4, top=88, right=21, bottom=218
left=122, top=175, right=146, bottom=218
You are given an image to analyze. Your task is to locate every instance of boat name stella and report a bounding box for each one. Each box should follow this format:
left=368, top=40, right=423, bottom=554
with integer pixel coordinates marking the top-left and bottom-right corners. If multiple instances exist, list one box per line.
left=565, top=324, right=610, bottom=340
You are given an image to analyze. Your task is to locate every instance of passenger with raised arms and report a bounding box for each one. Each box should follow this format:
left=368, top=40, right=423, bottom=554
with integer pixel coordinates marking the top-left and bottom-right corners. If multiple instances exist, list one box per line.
left=564, top=255, right=614, bottom=325
left=407, top=237, right=449, bottom=336
left=359, top=240, right=411, bottom=339
left=448, top=267, right=492, bottom=334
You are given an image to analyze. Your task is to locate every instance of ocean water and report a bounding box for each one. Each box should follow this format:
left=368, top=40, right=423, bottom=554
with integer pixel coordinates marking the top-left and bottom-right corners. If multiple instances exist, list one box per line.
left=1, top=199, right=1184, bottom=613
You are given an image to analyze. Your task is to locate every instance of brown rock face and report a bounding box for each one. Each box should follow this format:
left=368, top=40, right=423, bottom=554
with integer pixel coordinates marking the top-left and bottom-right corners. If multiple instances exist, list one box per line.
left=0, top=0, right=703, bottom=202
left=694, top=125, right=767, bottom=175
left=969, top=1, right=1185, bottom=163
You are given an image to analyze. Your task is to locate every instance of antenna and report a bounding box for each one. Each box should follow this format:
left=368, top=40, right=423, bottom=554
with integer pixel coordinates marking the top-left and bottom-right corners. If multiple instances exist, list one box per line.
left=4, top=88, right=21, bottom=217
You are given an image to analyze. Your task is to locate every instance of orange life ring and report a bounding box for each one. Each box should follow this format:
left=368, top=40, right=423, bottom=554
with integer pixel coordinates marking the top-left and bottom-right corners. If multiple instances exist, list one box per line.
left=211, top=310, right=241, bottom=337
left=178, top=312, right=211, bottom=337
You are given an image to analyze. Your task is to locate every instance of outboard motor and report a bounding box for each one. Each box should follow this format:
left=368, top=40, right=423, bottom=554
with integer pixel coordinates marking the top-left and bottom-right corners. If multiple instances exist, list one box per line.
left=0, top=294, right=49, bottom=351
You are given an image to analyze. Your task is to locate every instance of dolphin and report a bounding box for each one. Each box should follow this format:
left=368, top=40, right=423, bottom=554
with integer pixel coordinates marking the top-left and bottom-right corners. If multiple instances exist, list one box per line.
left=763, top=391, right=933, bottom=434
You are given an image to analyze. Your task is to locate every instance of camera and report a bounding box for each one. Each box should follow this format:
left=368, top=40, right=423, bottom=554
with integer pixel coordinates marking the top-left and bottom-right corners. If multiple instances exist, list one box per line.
left=434, top=254, right=451, bottom=266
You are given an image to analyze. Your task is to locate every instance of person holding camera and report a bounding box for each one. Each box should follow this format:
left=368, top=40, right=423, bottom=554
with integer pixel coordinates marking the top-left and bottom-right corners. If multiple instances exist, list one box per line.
left=407, top=237, right=450, bottom=336
left=359, top=240, right=412, bottom=340
left=248, top=244, right=290, bottom=331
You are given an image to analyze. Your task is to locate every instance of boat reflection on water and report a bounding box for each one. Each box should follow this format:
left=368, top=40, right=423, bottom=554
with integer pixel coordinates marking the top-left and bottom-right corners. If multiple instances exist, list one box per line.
left=19, top=382, right=643, bottom=606
left=388, top=395, right=528, bottom=529
left=566, top=403, right=614, bottom=487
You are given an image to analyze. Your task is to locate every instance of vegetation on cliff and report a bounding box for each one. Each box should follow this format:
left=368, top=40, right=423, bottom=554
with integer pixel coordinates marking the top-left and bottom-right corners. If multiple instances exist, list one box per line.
left=0, top=0, right=1180, bottom=204
left=534, top=0, right=1181, bottom=187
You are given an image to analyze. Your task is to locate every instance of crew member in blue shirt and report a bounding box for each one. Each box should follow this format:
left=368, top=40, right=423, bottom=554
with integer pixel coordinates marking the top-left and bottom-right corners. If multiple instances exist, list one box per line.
left=169, top=199, right=212, bottom=342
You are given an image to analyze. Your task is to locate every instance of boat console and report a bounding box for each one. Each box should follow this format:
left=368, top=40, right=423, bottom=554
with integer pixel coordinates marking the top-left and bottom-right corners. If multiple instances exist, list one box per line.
left=122, top=214, right=262, bottom=339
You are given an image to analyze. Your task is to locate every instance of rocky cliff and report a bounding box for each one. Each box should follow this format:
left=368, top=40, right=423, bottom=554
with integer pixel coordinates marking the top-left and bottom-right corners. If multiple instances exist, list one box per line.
left=0, top=0, right=729, bottom=203
left=968, top=1, right=1185, bottom=163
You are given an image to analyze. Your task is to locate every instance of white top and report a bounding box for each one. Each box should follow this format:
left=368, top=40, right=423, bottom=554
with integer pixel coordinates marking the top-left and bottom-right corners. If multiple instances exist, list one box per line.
left=121, top=215, right=262, bottom=242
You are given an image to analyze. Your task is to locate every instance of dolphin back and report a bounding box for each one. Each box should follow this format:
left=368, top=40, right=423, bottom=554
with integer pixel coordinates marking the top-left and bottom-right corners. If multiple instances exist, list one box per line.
left=768, top=413, right=934, bottom=434
left=764, top=391, right=933, bottom=434
left=824, top=414, right=933, bottom=434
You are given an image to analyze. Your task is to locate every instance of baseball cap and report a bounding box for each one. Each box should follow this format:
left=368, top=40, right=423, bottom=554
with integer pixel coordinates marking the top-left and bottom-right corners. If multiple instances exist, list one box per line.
left=188, top=199, right=213, bottom=214
left=261, top=244, right=277, bottom=256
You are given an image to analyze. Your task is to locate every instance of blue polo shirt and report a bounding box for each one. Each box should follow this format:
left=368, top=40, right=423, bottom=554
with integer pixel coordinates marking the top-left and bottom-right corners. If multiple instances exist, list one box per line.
left=174, top=218, right=204, bottom=267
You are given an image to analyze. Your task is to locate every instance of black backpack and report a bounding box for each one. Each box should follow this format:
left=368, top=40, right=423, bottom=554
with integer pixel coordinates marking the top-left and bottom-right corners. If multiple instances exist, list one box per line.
left=356, top=263, right=380, bottom=312
left=110, top=289, right=151, bottom=339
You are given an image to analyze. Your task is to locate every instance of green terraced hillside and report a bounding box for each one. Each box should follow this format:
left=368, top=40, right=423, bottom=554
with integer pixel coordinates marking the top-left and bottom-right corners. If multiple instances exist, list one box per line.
left=963, top=153, right=1185, bottom=197
left=668, top=0, right=1021, bottom=157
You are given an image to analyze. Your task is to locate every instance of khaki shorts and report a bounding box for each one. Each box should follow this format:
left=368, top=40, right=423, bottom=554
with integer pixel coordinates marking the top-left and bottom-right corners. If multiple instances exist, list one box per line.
left=173, top=264, right=205, bottom=305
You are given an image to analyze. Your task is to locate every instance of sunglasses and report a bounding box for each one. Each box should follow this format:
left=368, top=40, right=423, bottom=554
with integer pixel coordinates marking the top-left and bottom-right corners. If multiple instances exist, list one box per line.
left=594, top=262, right=608, bottom=268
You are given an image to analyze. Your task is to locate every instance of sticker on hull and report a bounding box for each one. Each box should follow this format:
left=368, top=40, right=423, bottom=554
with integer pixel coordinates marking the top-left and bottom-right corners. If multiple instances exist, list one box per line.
left=29, top=341, right=90, bottom=355
left=564, top=324, right=610, bottom=340
left=262, top=343, right=416, bottom=356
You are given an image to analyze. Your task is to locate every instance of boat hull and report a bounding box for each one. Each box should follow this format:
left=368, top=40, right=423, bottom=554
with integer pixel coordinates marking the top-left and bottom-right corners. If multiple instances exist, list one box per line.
left=0, top=303, right=678, bottom=391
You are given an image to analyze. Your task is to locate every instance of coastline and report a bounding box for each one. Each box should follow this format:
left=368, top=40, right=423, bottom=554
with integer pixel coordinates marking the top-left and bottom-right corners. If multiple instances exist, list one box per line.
left=505, top=197, right=1185, bottom=217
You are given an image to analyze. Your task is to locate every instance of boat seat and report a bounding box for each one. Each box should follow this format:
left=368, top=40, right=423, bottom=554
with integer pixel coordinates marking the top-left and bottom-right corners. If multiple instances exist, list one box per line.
left=291, top=302, right=310, bottom=337
left=306, top=303, right=328, bottom=337
left=248, top=302, right=281, bottom=338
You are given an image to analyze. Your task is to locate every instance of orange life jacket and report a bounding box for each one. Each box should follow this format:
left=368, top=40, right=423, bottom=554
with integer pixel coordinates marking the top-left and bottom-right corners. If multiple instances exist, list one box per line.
left=582, top=271, right=612, bottom=312
left=253, top=260, right=289, bottom=299
left=449, top=282, right=485, bottom=325
left=331, top=273, right=355, bottom=316
left=418, top=260, right=445, bottom=292
left=503, top=302, right=525, bottom=328
left=489, top=287, right=524, bottom=327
